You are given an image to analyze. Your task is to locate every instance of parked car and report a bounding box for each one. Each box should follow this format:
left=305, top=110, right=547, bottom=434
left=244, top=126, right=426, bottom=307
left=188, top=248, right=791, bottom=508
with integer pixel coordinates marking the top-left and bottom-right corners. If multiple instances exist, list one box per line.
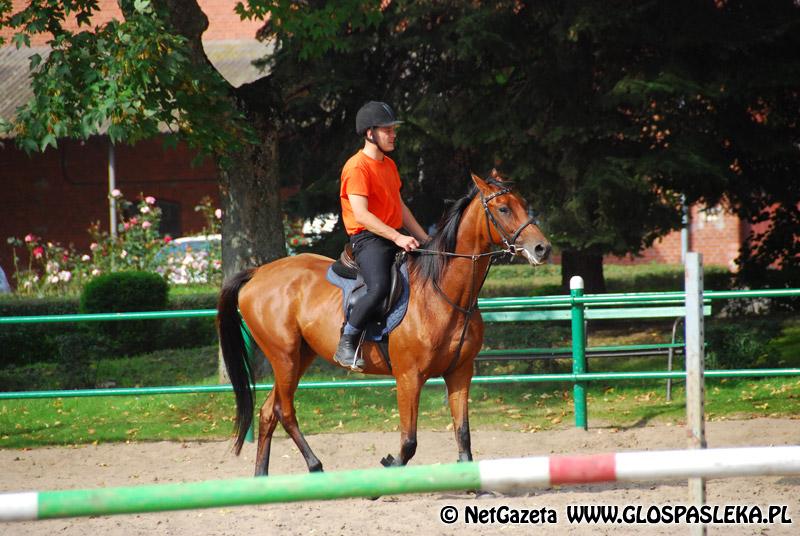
left=158, top=234, right=221, bottom=284
left=0, top=266, right=11, bottom=293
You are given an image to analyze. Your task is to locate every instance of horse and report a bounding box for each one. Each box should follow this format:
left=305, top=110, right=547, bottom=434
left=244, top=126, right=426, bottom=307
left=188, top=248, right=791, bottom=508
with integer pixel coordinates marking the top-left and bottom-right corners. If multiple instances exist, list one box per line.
left=217, top=172, right=551, bottom=476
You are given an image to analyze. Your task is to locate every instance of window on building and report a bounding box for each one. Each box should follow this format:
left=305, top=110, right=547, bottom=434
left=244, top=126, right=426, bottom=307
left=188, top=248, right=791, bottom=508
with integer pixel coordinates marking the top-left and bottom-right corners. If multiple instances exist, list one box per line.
left=157, top=199, right=182, bottom=238
left=702, top=205, right=723, bottom=222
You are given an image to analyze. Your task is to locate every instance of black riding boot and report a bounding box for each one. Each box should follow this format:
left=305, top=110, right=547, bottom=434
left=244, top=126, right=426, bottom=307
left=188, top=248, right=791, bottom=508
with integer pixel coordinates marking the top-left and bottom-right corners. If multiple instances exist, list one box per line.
left=333, top=332, right=364, bottom=372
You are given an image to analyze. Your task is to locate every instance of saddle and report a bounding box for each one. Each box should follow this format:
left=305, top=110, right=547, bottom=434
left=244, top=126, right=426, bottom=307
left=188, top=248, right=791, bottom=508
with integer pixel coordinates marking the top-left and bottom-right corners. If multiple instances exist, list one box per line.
left=330, top=243, right=406, bottom=318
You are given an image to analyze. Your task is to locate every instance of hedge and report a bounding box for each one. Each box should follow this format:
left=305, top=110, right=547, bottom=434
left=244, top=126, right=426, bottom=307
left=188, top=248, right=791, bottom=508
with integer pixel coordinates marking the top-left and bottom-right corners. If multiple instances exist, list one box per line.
left=0, top=290, right=218, bottom=368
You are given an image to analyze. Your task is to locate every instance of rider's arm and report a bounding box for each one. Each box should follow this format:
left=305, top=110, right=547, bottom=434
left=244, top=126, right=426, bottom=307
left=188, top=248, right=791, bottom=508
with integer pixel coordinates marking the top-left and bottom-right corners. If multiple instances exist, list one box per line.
left=401, top=201, right=431, bottom=244
left=349, top=194, right=419, bottom=251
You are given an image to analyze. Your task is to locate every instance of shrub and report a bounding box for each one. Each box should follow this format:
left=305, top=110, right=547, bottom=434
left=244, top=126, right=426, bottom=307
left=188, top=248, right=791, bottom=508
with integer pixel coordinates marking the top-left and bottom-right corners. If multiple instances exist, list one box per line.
left=705, top=318, right=783, bottom=369
left=158, top=291, right=218, bottom=349
left=80, top=271, right=169, bottom=355
left=0, top=296, right=80, bottom=366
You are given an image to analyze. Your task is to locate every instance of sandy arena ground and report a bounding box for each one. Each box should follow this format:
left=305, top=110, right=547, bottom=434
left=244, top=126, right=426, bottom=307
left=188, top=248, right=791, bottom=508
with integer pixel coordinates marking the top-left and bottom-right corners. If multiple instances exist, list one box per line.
left=1, top=417, right=799, bottom=535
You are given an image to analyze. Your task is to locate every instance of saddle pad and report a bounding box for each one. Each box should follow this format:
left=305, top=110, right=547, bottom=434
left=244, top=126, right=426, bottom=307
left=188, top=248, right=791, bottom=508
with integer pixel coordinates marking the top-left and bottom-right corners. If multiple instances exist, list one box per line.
left=325, top=262, right=410, bottom=341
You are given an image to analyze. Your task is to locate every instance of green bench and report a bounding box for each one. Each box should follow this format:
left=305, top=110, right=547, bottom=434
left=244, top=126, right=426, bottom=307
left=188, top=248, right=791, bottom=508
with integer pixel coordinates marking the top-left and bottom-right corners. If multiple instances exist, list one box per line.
left=476, top=295, right=712, bottom=399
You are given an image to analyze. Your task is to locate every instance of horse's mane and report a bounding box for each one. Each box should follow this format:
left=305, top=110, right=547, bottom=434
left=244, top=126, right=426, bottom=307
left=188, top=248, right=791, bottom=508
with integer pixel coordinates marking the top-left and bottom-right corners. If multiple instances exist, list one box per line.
left=411, top=177, right=510, bottom=288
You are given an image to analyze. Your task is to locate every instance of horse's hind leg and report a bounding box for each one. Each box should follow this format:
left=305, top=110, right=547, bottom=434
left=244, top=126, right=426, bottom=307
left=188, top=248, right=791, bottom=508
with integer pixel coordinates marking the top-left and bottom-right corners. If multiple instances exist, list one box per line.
left=254, top=390, right=279, bottom=476
left=273, top=343, right=323, bottom=473
left=254, top=343, right=318, bottom=476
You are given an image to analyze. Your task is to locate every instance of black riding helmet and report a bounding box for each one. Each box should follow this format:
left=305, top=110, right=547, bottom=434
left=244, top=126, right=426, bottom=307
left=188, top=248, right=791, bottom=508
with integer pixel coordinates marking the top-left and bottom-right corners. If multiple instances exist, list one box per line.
left=355, top=101, right=403, bottom=136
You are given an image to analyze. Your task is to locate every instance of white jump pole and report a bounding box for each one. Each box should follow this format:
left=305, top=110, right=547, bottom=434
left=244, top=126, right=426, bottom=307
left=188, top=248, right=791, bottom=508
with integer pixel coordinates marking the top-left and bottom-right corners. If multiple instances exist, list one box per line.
left=2, top=446, right=799, bottom=522
left=685, top=252, right=707, bottom=535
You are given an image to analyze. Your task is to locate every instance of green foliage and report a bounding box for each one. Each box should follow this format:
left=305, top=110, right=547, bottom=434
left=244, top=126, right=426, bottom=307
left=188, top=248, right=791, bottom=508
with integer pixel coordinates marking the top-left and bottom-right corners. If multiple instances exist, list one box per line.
left=706, top=318, right=784, bottom=370
left=264, top=0, right=797, bottom=289
left=0, top=296, right=80, bottom=367
left=2, top=0, right=254, bottom=158
left=0, top=289, right=217, bottom=369
left=236, top=0, right=382, bottom=59
left=79, top=270, right=168, bottom=355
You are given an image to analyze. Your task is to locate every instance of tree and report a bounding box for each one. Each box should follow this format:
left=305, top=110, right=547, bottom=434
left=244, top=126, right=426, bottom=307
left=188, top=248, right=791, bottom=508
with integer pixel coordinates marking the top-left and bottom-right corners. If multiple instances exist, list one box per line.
left=252, top=1, right=682, bottom=292
left=5, top=0, right=796, bottom=294
left=266, top=0, right=799, bottom=292
left=1, top=0, right=288, bottom=278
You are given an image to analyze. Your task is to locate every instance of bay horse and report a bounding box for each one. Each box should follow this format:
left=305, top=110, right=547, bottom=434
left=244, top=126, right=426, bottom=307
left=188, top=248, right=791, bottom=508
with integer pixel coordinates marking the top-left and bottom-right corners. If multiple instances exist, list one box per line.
left=217, top=173, right=551, bottom=476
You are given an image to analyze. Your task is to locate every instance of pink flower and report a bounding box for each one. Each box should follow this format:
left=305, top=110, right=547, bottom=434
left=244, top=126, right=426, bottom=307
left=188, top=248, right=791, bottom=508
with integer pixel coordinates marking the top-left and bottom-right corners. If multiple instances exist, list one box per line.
left=91, top=268, right=101, bottom=276
left=215, top=209, right=222, bottom=219
left=123, top=222, right=131, bottom=231
left=24, top=233, right=35, bottom=243
left=142, top=221, right=152, bottom=229
left=145, top=196, right=156, bottom=205
left=130, top=217, right=138, bottom=225
left=81, top=254, right=91, bottom=262
left=140, top=206, right=150, bottom=214
left=90, top=243, right=99, bottom=251
left=164, top=236, right=173, bottom=244
left=111, top=189, right=122, bottom=198
left=33, top=246, right=44, bottom=258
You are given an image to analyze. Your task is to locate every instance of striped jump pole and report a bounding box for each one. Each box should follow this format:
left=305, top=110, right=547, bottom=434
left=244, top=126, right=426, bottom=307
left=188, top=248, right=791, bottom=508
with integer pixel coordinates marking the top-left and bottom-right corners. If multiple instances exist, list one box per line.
left=2, top=446, right=799, bottom=522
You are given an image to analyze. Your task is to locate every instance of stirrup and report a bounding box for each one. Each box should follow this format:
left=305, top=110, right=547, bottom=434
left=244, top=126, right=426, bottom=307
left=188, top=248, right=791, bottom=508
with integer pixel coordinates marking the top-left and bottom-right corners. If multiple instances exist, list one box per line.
left=334, top=332, right=366, bottom=372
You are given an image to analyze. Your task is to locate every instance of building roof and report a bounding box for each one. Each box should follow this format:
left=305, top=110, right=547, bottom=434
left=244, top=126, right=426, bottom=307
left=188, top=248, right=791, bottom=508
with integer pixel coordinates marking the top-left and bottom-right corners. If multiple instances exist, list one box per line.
left=0, top=39, right=273, bottom=133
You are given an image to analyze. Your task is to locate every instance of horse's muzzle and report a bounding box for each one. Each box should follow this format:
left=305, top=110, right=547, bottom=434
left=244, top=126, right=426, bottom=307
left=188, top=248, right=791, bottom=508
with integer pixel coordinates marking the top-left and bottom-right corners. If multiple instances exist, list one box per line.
left=519, top=241, right=551, bottom=266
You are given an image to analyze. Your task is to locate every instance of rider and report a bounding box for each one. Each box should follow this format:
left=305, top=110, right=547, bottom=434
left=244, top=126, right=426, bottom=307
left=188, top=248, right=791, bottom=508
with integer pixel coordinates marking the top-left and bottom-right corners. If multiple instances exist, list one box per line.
left=334, top=101, right=431, bottom=371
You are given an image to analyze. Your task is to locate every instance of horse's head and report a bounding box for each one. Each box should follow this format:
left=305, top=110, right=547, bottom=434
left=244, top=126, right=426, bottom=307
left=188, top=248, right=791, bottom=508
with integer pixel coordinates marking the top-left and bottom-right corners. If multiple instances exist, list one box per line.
left=471, top=172, right=551, bottom=265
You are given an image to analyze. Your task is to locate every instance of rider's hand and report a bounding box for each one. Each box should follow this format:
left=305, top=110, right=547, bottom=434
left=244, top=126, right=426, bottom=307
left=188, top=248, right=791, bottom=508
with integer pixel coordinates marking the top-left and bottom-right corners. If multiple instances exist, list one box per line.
left=394, top=234, right=420, bottom=252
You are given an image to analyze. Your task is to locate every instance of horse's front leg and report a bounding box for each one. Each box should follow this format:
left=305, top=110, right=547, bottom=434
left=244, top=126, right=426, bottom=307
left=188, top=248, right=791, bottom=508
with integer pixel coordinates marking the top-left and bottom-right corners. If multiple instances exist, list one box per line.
left=444, top=363, right=474, bottom=463
left=381, top=371, right=422, bottom=467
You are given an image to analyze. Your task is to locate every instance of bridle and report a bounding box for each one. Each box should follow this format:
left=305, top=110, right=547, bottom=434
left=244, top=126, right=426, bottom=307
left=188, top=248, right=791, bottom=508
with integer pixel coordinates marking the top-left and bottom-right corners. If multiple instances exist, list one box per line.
left=480, top=187, right=536, bottom=255
left=411, top=185, right=538, bottom=376
left=414, top=186, right=535, bottom=262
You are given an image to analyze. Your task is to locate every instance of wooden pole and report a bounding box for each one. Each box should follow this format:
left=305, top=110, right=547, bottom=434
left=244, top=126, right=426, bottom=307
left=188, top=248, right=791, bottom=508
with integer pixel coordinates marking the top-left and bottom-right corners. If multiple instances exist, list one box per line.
left=684, top=252, right=707, bottom=535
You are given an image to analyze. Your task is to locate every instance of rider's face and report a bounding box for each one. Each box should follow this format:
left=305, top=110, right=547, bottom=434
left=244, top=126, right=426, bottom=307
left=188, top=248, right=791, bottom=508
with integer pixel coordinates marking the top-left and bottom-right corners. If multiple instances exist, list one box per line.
left=371, top=126, right=397, bottom=152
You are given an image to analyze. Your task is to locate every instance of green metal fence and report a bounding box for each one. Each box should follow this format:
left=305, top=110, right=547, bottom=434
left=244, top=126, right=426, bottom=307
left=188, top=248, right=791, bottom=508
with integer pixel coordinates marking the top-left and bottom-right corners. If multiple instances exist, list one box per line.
left=1, top=288, right=798, bottom=428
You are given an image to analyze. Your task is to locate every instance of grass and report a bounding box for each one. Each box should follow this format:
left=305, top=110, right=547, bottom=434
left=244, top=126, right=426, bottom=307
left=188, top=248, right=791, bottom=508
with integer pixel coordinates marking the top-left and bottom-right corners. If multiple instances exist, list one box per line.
left=2, top=371, right=799, bottom=449
left=1, top=262, right=797, bottom=449
left=1, top=313, right=798, bottom=449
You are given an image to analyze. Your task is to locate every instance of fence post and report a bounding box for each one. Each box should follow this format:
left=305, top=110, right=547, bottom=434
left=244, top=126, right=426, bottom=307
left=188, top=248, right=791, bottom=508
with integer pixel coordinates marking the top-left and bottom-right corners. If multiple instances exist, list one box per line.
left=570, top=276, right=587, bottom=430
left=685, top=252, right=707, bottom=535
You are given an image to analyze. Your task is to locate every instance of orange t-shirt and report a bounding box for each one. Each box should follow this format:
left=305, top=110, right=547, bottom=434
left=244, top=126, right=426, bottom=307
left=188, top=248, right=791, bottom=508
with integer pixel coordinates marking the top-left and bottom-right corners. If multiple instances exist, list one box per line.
left=340, top=151, right=403, bottom=235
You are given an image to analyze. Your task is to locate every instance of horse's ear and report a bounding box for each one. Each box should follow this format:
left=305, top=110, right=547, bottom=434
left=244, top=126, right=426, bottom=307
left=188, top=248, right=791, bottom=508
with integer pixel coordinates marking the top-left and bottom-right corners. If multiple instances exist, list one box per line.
left=471, top=172, right=493, bottom=195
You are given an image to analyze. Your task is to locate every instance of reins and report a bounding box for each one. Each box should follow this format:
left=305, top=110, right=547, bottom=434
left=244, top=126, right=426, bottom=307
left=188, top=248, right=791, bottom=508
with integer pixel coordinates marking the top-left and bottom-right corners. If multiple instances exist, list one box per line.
left=408, top=187, right=535, bottom=376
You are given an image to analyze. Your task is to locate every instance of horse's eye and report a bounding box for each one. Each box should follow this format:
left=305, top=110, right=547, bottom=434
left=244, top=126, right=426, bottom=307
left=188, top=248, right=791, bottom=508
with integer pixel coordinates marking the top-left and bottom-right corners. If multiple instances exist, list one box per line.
left=498, top=206, right=510, bottom=214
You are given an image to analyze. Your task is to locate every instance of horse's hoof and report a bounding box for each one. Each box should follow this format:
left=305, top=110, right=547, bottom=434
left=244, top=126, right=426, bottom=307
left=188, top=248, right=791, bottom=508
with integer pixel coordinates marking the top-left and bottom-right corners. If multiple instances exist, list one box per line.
left=475, top=489, right=497, bottom=499
left=380, top=454, right=396, bottom=467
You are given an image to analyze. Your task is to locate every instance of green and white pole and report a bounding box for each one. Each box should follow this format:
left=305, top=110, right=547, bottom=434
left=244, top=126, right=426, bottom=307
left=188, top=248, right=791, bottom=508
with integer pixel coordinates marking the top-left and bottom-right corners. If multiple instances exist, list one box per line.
left=3, top=447, right=799, bottom=521
left=570, top=276, right=587, bottom=430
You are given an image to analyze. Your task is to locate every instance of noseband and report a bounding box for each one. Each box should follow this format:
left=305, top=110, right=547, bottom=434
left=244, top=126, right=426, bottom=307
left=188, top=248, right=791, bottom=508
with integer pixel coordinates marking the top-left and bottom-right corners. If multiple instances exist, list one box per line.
left=480, top=187, right=536, bottom=254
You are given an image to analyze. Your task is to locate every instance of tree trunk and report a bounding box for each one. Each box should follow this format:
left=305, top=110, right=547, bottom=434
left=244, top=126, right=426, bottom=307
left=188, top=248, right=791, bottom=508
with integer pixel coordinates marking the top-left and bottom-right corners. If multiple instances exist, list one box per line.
left=151, top=0, right=283, bottom=381
left=561, top=249, right=607, bottom=294
left=218, top=111, right=286, bottom=279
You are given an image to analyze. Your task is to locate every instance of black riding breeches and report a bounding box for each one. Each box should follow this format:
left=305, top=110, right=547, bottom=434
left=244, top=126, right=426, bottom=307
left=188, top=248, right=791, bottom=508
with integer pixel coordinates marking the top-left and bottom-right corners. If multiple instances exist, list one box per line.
left=347, top=231, right=400, bottom=330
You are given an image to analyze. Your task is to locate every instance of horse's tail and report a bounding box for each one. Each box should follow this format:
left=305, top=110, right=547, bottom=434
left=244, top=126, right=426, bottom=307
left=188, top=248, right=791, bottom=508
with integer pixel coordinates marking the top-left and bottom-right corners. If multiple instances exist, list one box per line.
left=217, top=268, right=256, bottom=455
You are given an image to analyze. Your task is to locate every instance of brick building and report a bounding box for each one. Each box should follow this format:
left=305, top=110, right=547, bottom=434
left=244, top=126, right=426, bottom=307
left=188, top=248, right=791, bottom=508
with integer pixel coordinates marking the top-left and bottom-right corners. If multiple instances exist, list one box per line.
left=608, top=203, right=751, bottom=270
left=0, top=1, right=267, bottom=277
